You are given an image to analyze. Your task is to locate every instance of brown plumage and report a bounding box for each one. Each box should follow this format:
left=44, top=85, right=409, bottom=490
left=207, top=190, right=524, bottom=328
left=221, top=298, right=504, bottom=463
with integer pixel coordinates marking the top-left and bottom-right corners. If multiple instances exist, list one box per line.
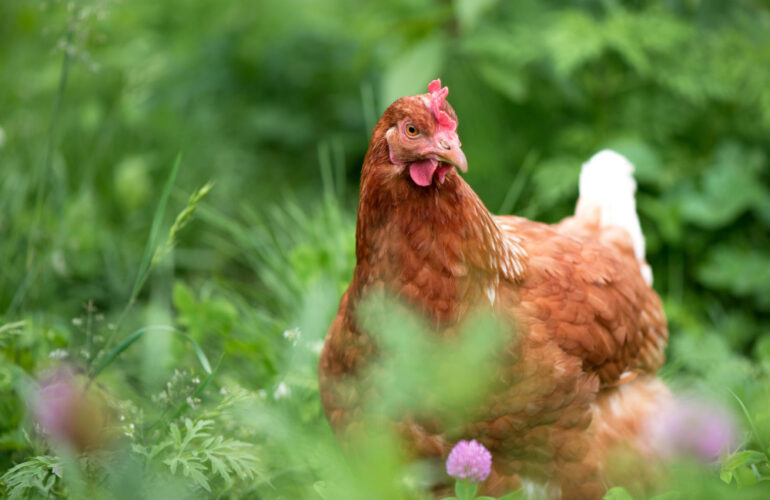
left=318, top=80, right=669, bottom=499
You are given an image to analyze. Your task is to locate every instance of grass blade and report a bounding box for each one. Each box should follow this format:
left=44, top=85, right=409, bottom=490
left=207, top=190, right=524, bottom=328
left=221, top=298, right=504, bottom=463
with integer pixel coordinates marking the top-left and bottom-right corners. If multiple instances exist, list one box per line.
left=97, top=154, right=182, bottom=362
left=90, top=325, right=213, bottom=380
left=181, top=333, right=213, bottom=374
left=729, top=389, right=767, bottom=451
left=128, top=153, right=182, bottom=307
left=89, top=325, right=175, bottom=379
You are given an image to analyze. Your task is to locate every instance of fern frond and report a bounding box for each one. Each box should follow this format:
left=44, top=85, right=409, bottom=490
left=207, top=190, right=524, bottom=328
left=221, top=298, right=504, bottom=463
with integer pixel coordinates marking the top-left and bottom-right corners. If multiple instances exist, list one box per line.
left=0, top=456, right=62, bottom=500
left=137, top=418, right=264, bottom=492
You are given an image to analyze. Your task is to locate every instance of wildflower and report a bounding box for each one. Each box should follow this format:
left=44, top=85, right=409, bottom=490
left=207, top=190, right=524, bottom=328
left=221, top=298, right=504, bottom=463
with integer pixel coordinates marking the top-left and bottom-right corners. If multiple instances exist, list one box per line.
left=283, top=328, right=301, bottom=346
left=49, top=349, right=69, bottom=360
left=646, top=395, right=738, bottom=461
left=32, top=367, right=110, bottom=451
left=273, top=382, right=291, bottom=400
left=446, top=439, right=492, bottom=483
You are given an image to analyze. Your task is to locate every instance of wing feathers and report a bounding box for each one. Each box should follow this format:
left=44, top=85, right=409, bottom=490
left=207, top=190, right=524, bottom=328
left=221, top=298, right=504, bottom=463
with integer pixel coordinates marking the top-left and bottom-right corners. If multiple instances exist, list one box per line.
left=501, top=216, right=667, bottom=384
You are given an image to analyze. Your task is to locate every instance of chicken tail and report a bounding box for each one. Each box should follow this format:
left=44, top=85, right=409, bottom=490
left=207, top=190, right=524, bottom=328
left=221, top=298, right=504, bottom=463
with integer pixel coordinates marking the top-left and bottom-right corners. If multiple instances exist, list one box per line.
left=576, top=150, right=652, bottom=285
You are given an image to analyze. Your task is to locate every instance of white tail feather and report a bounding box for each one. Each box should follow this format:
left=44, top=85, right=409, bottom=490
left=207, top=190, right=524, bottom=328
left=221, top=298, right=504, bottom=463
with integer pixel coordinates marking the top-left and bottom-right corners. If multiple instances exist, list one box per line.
left=577, top=150, right=652, bottom=285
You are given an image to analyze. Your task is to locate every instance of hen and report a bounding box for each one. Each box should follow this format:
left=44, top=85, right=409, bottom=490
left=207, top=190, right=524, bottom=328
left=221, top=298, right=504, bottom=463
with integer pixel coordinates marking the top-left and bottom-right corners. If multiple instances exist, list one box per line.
left=319, top=80, right=669, bottom=499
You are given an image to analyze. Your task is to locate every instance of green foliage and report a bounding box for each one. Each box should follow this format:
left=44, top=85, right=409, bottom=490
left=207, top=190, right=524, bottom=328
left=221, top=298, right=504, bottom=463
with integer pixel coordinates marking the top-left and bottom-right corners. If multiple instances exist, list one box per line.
left=603, top=487, right=633, bottom=500
left=455, top=479, right=477, bottom=500
left=720, top=450, right=770, bottom=487
left=358, top=295, right=508, bottom=426
left=132, top=418, right=263, bottom=492
left=0, top=456, right=62, bottom=500
left=1, top=0, right=770, bottom=498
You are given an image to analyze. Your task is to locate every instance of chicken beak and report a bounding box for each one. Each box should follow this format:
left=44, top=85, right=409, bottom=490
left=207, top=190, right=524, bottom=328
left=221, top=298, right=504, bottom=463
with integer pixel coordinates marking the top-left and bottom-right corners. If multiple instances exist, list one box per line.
left=434, top=137, right=468, bottom=173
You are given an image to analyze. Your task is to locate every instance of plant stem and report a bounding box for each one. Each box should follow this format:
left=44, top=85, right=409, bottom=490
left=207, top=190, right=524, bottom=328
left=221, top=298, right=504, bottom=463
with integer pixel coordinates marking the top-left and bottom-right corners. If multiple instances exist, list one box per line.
left=20, top=10, right=77, bottom=310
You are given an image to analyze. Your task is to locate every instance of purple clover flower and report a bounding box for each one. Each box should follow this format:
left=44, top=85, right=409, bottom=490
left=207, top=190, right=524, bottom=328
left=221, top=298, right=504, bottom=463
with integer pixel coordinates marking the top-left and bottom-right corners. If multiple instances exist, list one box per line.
left=33, top=368, right=81, bottom=443
left=32, top=367, right=108, bottom=451
left=646, top=395, right=738, bottom=461
left=446, top=439, right=492, bottom=483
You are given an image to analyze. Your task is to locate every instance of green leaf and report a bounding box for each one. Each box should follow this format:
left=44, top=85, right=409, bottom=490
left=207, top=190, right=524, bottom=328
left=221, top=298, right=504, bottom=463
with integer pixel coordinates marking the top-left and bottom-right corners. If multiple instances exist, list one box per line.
left=728, top=389, right=767, bottom=452
left=497, top=491, right=525, bottom=500
left=381, top=36, right=446, bottom=109
left=680, top=142, right=765, bottom=228
left=455, top=480, right=478, bottom=500
left=315, top=481, right=332, bottom=500
left=181, top=333, right=212, bottom=374
left=476, top=61, right=528, bottom=103
left=544, top=10, right=603, bottom=77
left=733, top=464, right=760, bottom=487
left=603, top=487, right=633, bottom=500
left=722, top=450, right=768, bottom=471
left=0, top=456, right=62, bottom=500
left=454, top=0, right=499, bottom=32
left=649, top=492, right=681, bottom=500
left=698, top=247, right=770, bottom=310
left=530, top=156, right=581, bottom=211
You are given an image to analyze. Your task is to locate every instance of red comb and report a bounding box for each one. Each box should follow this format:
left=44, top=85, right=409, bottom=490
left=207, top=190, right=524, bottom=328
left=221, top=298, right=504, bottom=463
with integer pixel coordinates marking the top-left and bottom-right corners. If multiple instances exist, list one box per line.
left=427, top=79, right=456, bottom=134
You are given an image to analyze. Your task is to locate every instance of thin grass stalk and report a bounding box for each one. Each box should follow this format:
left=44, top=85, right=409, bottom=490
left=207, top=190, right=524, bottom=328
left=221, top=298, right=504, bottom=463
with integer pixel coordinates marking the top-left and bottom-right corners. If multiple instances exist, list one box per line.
left=95, top=154, right=182, bottom=364
left=13, top=11, right=77, bottom=315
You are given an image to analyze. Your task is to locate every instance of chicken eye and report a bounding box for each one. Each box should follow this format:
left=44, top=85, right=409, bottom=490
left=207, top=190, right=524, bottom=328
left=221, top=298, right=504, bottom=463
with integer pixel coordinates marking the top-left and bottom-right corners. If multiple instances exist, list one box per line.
left=405, top=123, right=420, bottom=137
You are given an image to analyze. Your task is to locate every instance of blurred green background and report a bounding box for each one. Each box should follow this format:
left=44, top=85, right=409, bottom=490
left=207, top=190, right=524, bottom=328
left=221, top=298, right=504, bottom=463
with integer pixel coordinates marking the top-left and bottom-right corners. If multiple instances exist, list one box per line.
left=1, top=0, right=770, bottom=498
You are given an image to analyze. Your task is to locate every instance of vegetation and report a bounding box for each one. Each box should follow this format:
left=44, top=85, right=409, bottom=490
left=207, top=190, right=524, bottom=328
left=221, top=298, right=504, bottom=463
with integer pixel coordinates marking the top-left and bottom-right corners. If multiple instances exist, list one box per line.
left=1, top=0, right=769, bottom=498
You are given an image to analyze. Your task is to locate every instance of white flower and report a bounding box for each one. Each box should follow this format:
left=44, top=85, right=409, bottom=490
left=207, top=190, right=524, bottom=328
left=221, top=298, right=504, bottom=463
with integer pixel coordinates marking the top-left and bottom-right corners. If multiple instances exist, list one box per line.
left=283, top=328, right=301, bottom=346
left=49, top=349, right=69, bottom=360
left=273, top=382, right=291, bottom=400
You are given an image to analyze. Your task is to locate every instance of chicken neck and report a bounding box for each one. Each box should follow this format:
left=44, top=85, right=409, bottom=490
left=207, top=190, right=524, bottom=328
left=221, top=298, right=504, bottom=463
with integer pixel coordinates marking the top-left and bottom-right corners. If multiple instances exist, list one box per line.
left=352, top=146, right=524, bottom=325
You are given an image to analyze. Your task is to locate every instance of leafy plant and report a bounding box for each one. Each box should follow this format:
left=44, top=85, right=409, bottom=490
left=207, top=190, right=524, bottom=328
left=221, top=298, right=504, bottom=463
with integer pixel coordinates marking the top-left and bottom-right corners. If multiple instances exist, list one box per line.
left=132, top=418, right=263, bottom=492
left=0, top=456, right=62, bottom=500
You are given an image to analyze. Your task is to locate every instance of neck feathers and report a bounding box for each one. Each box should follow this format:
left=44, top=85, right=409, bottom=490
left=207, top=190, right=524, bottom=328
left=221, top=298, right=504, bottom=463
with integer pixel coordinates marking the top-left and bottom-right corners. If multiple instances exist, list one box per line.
left=353, top=150, right=526, bottom=323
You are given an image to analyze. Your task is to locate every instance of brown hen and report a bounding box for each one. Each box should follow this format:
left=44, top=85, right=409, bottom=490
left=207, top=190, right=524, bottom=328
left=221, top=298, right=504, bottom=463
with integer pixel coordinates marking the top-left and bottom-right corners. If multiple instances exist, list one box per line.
left=319, top=80, right=669, bottom=499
